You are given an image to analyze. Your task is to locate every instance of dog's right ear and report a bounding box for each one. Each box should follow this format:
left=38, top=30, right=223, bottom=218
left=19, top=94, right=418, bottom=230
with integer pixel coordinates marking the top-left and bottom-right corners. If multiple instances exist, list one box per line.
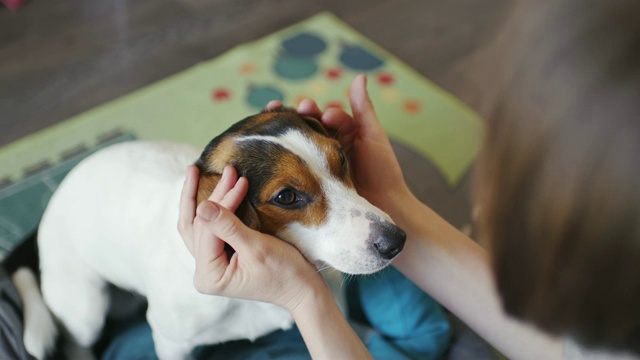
left=196, top=172, right=261, bottom=231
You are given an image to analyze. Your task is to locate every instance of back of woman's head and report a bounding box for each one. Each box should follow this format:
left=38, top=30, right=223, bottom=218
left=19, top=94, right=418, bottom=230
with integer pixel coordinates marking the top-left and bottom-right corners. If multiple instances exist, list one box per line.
left=476, top=0, right=640, bottom=353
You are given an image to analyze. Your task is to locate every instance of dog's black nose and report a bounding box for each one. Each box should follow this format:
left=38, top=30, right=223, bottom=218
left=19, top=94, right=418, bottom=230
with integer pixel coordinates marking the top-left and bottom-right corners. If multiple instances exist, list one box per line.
left=371, top=223, right=406, bottom=260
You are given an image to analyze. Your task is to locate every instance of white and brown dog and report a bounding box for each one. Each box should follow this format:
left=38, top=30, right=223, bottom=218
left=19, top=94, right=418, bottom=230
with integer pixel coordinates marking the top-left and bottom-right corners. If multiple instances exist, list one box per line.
left=17, top=107, right=406, bottom=359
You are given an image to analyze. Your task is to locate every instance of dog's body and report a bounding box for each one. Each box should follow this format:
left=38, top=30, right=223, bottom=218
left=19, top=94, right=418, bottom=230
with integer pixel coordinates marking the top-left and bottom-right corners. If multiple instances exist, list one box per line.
left=21, top=109, right=406, bottom=359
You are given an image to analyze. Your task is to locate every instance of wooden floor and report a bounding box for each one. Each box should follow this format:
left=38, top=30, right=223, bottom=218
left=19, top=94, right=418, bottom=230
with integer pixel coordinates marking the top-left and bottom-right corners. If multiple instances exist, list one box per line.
left=0, top=0, right=510, bottom=147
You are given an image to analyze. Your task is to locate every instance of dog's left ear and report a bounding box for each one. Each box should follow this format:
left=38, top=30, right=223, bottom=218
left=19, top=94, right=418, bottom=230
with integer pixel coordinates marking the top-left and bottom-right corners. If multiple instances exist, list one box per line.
left=196, top=172, right=261, bottom=231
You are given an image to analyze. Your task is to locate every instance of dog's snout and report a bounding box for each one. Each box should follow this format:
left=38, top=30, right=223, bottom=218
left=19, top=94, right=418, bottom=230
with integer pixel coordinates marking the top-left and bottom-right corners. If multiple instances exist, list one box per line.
left=371, top=223, right=406, bottom=260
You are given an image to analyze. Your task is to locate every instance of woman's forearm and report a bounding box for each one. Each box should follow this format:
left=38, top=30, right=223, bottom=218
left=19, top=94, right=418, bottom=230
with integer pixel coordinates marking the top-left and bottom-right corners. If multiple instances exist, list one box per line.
left=392, top=195, right=564, bottom=360
left=290, top=282, right=372, bottom=360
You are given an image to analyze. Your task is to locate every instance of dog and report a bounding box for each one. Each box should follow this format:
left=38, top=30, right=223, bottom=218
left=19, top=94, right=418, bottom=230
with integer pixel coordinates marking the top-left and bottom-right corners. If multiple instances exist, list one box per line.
left=16, top=107, right=406, bottom=359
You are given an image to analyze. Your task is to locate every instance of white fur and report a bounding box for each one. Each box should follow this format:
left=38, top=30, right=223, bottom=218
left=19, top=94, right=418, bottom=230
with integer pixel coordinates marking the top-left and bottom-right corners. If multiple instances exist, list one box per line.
left=12, top=268, right=58, bottom=360
left=26, top=130, right=400, bottom=359
left=35, top=142, right=292, bottom=359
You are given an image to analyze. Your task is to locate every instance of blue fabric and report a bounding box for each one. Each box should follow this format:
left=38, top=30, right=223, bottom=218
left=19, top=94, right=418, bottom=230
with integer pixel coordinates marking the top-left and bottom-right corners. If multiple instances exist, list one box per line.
left=103, top=267, right=451, bottom=359
left=102, top=320, right=157, bottom=360
left=102, top=322, right=310, bottom=360
left=346, top=267, right=452, bottom=359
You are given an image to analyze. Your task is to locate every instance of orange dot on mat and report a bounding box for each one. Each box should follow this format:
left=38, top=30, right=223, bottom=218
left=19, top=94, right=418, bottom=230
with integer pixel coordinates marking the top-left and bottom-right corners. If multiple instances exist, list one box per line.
left=403, top=100, right=421, bottom=114
left=239, top=63, right=257, bottom=75
left=212, top=88, right=231, bottom=101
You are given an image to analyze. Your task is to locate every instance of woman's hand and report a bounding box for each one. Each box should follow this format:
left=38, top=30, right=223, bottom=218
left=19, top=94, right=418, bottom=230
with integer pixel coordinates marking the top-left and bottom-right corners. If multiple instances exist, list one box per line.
left=179, top=166, right=373, bottom=359
left=178, top=165, right=326, bottom=312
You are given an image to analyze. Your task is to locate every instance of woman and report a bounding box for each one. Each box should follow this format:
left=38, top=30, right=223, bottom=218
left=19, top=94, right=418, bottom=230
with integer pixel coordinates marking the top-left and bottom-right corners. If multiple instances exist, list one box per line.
left=179, top=1, right=640, bottom=358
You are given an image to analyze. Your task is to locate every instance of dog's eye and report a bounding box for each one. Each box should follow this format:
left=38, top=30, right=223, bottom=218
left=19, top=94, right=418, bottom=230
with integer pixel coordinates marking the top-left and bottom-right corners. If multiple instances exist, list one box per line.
left=274, top=189, right=297, bottom=206
left=271, top=188, right=310, bottom=209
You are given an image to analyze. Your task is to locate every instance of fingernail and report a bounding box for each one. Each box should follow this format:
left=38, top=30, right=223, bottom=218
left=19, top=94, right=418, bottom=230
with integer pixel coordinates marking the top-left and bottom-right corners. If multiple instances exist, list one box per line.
left=298, top=99, right=311, bottom=110
left=198, top=201, right=219, bottom=221
left=184, top=167, right=192, bottom=183
left=222, top=165, right=230, bottom=179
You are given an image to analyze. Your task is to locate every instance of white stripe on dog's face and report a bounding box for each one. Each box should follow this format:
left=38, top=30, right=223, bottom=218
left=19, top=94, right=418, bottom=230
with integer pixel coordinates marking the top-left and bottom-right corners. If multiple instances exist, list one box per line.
left=237, top=129, right=404, bottom=274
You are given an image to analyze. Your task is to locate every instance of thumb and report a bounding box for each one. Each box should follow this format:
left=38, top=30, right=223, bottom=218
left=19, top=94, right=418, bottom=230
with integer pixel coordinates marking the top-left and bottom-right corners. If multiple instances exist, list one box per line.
left=196, top=200, right=255, bottom=254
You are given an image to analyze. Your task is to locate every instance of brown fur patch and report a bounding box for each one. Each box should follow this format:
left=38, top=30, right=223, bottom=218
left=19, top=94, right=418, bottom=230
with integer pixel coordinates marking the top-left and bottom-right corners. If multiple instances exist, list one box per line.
left=254, top=151, right=328, bottom=235
left=206, top=137, right=238, bottom=173
left=196, top=172, right=221, bottom=205
left=309, top=131, right=354, bottom=186
left=195, top=108, right=354, bottom=237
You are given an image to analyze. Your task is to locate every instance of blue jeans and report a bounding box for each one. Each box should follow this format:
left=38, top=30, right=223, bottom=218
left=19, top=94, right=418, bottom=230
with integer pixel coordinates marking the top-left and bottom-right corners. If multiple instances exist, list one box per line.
left=103, top=267, right=451, bottom=359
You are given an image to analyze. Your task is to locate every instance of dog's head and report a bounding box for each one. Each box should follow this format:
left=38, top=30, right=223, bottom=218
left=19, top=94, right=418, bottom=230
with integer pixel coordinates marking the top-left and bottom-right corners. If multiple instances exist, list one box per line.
left=194, top=107, right=405, bottom=274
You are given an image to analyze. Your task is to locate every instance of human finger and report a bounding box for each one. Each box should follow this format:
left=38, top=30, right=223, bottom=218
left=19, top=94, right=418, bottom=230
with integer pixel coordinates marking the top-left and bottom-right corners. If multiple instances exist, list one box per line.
left=210, top=166, right=237, bottom=202
left=218, top=177, right=249, bottom=213
left=321, top=106, right=354, bottom=128
left=194, top=202, right=230, bottom=266
left=196, top=201, right=257, bottom=255
left=321, top=107, right=358, bottom=147
left=297, top=99, right=323, bottom=119
left=349, top=74, right=383, bottom=137
left=265, top=100, right=283, bottom=111
left=178, top=165, right=199, bottom=238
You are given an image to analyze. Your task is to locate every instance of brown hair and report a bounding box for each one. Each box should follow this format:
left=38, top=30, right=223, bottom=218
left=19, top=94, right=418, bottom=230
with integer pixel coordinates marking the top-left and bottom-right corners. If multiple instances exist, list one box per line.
left=475, top=0, right=640, bottom=353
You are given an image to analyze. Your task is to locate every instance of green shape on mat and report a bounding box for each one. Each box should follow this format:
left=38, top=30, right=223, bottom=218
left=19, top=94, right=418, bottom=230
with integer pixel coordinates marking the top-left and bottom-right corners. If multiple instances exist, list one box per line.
left=0, top=12, right=483, bottom=192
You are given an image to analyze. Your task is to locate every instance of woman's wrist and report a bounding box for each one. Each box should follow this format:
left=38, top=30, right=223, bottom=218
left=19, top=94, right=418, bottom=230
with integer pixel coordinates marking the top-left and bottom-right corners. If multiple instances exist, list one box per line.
left=278, top=266, right=332, bottom=314
left=386, top=187, right=428, bottom=235
left=285, top=274, right=331, bottom=313
left=288, top=274, right=373, bottom=359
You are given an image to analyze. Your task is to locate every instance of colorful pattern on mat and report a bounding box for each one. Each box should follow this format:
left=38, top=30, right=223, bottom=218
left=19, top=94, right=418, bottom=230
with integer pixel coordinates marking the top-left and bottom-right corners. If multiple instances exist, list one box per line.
left=0, top=12, right=483, bottom=256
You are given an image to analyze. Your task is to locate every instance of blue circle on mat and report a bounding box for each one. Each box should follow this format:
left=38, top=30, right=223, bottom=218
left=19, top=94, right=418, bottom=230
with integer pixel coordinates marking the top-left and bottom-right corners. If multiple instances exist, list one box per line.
left=274, top=56, right=318, bottom=80
left=246, top=86, right=285, bottom=109
left=339, top=43, right=384, bottom=71
left=281, top=32, right=327, bottom=57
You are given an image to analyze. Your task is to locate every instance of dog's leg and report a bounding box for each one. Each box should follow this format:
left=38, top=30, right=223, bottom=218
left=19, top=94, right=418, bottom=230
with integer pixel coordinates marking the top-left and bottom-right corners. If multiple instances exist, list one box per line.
left=41, top=266, right=109, bottom=348
left=149, top=326, right=193, bottom=360
left=146, top=302, right=194, bottom=360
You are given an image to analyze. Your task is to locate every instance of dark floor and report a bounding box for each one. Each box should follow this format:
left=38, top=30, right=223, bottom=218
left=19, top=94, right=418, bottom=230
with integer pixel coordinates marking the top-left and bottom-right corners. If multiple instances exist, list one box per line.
left=0, top=0, right=510, bottom=147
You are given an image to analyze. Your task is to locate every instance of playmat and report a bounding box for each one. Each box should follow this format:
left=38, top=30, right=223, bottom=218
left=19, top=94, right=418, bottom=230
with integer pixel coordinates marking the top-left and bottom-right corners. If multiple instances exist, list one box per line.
left=0, top=12, right=483, bottom=257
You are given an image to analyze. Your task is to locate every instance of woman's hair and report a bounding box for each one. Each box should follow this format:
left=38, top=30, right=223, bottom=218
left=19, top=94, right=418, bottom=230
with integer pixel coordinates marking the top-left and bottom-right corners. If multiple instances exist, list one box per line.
left=475, top=0, right=640, bottom=353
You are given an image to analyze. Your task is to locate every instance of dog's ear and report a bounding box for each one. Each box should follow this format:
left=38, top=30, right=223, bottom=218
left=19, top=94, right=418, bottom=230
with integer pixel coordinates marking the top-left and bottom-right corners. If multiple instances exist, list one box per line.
left=196, top=172, right=221, bottom=206
left=197, top=172, right=261, bottom=231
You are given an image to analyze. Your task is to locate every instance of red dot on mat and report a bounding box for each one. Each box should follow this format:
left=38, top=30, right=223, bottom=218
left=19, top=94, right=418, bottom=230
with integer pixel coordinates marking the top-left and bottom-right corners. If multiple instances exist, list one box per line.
left=377, top=72, right=395, bottom=85
left=212, top=88, right=231, bottom=101
left=325, top=68, right=343, bottom=80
